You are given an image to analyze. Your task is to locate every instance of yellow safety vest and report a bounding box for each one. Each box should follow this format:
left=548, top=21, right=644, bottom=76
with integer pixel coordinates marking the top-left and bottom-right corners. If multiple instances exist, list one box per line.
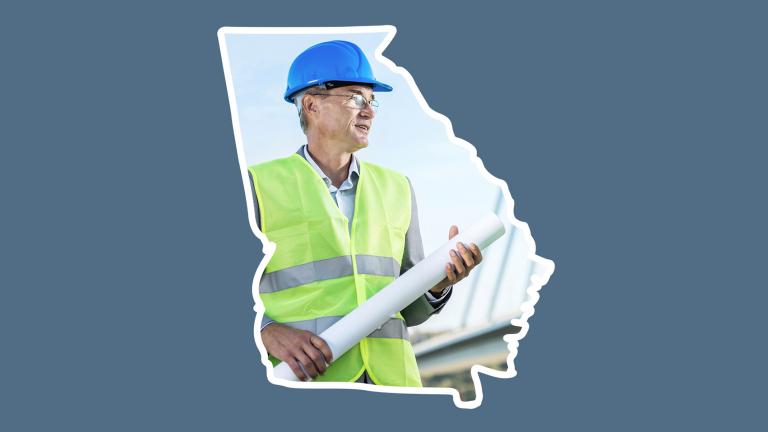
left=249, top=153, right=422, bottom=386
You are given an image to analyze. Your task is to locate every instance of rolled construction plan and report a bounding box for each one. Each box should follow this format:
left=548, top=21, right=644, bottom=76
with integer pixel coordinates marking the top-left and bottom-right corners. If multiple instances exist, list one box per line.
left=272, top=212, right=506, bottom=381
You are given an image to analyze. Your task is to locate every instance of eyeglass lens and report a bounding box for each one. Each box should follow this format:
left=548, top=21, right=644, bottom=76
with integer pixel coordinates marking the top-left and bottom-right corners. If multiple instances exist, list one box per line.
left=350, top=94, right=379, bottom=110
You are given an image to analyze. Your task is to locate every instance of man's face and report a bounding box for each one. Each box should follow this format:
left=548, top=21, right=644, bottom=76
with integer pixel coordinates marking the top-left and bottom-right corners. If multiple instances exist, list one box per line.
left=310, top=84, right=376, bottom=152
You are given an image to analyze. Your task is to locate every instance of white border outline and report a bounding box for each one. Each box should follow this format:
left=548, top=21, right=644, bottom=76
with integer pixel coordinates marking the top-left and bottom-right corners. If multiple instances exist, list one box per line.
left=217, top=25, right=555, bottom=410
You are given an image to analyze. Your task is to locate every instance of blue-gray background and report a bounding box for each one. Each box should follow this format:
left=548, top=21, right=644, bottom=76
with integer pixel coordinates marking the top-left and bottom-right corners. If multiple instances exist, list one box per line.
left=2, top=0, right=765, bottom=429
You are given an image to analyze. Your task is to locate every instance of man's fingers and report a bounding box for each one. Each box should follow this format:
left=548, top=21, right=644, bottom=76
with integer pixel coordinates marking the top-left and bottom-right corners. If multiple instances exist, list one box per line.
left=310, top=335, right=333, bottom=363
left=262, top=325, right=331, bottom=380
left=470, top=243, right=482, bottom=263
left=445, top=263, right=457, bottom=284
left=457, top=242, right=475, bottom=268
left=304, top=344, right=327, bottom=375
left=450, top=249, right=466, bottom=275
left=295, top=352, right=320, bottom=378
left=286, top=358, right=308, bottom=381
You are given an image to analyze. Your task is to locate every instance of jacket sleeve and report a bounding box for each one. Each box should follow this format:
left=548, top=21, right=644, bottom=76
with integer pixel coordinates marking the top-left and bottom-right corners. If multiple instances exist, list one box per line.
left=399, top=177, right=453, bottom=327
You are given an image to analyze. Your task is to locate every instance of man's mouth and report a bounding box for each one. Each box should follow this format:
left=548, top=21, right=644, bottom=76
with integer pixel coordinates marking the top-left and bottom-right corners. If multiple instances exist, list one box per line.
left=355, top=124, right=369, bottom=132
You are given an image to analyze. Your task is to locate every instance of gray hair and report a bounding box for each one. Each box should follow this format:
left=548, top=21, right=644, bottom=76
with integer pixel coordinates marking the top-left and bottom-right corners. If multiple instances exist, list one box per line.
left=293, top=85, right=325, bottom=134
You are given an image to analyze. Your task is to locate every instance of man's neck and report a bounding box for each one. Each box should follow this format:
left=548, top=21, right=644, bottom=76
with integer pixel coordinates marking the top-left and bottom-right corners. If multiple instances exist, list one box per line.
left=305, top=142, right=354, bottom=188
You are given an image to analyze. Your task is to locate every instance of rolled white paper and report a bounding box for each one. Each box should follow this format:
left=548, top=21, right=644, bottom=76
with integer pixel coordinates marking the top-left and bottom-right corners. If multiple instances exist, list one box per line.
left=272, top=212, right=506, bottom=381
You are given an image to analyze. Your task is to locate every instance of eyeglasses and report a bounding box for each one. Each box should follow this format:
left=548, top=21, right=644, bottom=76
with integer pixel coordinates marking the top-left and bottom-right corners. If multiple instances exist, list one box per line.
left=306, top=92, right=379, bottom=111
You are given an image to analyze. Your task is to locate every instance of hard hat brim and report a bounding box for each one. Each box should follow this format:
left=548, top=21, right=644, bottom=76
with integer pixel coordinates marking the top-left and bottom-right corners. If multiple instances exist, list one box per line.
left=284, top=78, right=392, bottom=103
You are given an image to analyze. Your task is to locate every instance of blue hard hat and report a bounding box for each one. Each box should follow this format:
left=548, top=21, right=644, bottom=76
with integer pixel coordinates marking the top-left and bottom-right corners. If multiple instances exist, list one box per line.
left=284, top=40, right=393, bottom=103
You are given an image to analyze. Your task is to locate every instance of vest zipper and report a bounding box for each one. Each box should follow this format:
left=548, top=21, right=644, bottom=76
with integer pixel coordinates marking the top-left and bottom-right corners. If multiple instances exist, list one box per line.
left=295, top=154, right=371, bottom=377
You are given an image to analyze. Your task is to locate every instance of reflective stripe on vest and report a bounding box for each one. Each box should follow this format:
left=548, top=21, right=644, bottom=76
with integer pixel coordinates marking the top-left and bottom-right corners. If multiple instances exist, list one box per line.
left=250, top=154, right=421, bottom=387
left=259, top=255, right=401, bottom=293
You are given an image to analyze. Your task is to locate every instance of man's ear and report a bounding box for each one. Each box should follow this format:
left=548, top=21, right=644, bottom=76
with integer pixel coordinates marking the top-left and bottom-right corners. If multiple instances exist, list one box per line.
left=303, top=94, right=316, bottom=113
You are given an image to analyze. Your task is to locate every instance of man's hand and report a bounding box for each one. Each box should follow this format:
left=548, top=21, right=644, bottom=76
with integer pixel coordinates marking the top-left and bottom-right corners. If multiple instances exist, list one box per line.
left=261, top=323, right=334, bottom=381
left=430, top=225, right=483, bottom=295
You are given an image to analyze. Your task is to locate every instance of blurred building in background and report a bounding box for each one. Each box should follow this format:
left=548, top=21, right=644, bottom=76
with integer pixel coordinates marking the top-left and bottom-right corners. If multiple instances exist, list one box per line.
left=412, top=190, right=536, bottom=400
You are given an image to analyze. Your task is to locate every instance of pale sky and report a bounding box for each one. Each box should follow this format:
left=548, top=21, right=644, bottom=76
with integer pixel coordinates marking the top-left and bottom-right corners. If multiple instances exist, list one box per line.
left=223, top=30, right=537, bottom=333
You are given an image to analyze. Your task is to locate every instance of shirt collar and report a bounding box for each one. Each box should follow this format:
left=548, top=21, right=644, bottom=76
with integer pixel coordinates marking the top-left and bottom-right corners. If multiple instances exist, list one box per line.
left=300, top=144, right=359, bottom=191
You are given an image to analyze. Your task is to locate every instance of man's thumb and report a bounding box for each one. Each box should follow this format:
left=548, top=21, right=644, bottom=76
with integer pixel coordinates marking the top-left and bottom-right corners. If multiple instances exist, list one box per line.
left=448, top=225, right=459, bottom=239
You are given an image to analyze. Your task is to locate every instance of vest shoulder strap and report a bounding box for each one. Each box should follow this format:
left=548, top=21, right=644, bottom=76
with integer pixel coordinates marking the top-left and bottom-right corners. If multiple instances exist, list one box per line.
left=359, top=159, right=407, bottom=184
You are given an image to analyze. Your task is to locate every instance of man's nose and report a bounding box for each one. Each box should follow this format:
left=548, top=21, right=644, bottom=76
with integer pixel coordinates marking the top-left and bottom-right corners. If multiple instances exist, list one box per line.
left=360, top=103, right=375, bottom=118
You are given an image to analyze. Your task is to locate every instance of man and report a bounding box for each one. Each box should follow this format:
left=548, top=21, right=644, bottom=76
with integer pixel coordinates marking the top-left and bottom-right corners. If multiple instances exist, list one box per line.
left=248, top=40, right=482, bottom=386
